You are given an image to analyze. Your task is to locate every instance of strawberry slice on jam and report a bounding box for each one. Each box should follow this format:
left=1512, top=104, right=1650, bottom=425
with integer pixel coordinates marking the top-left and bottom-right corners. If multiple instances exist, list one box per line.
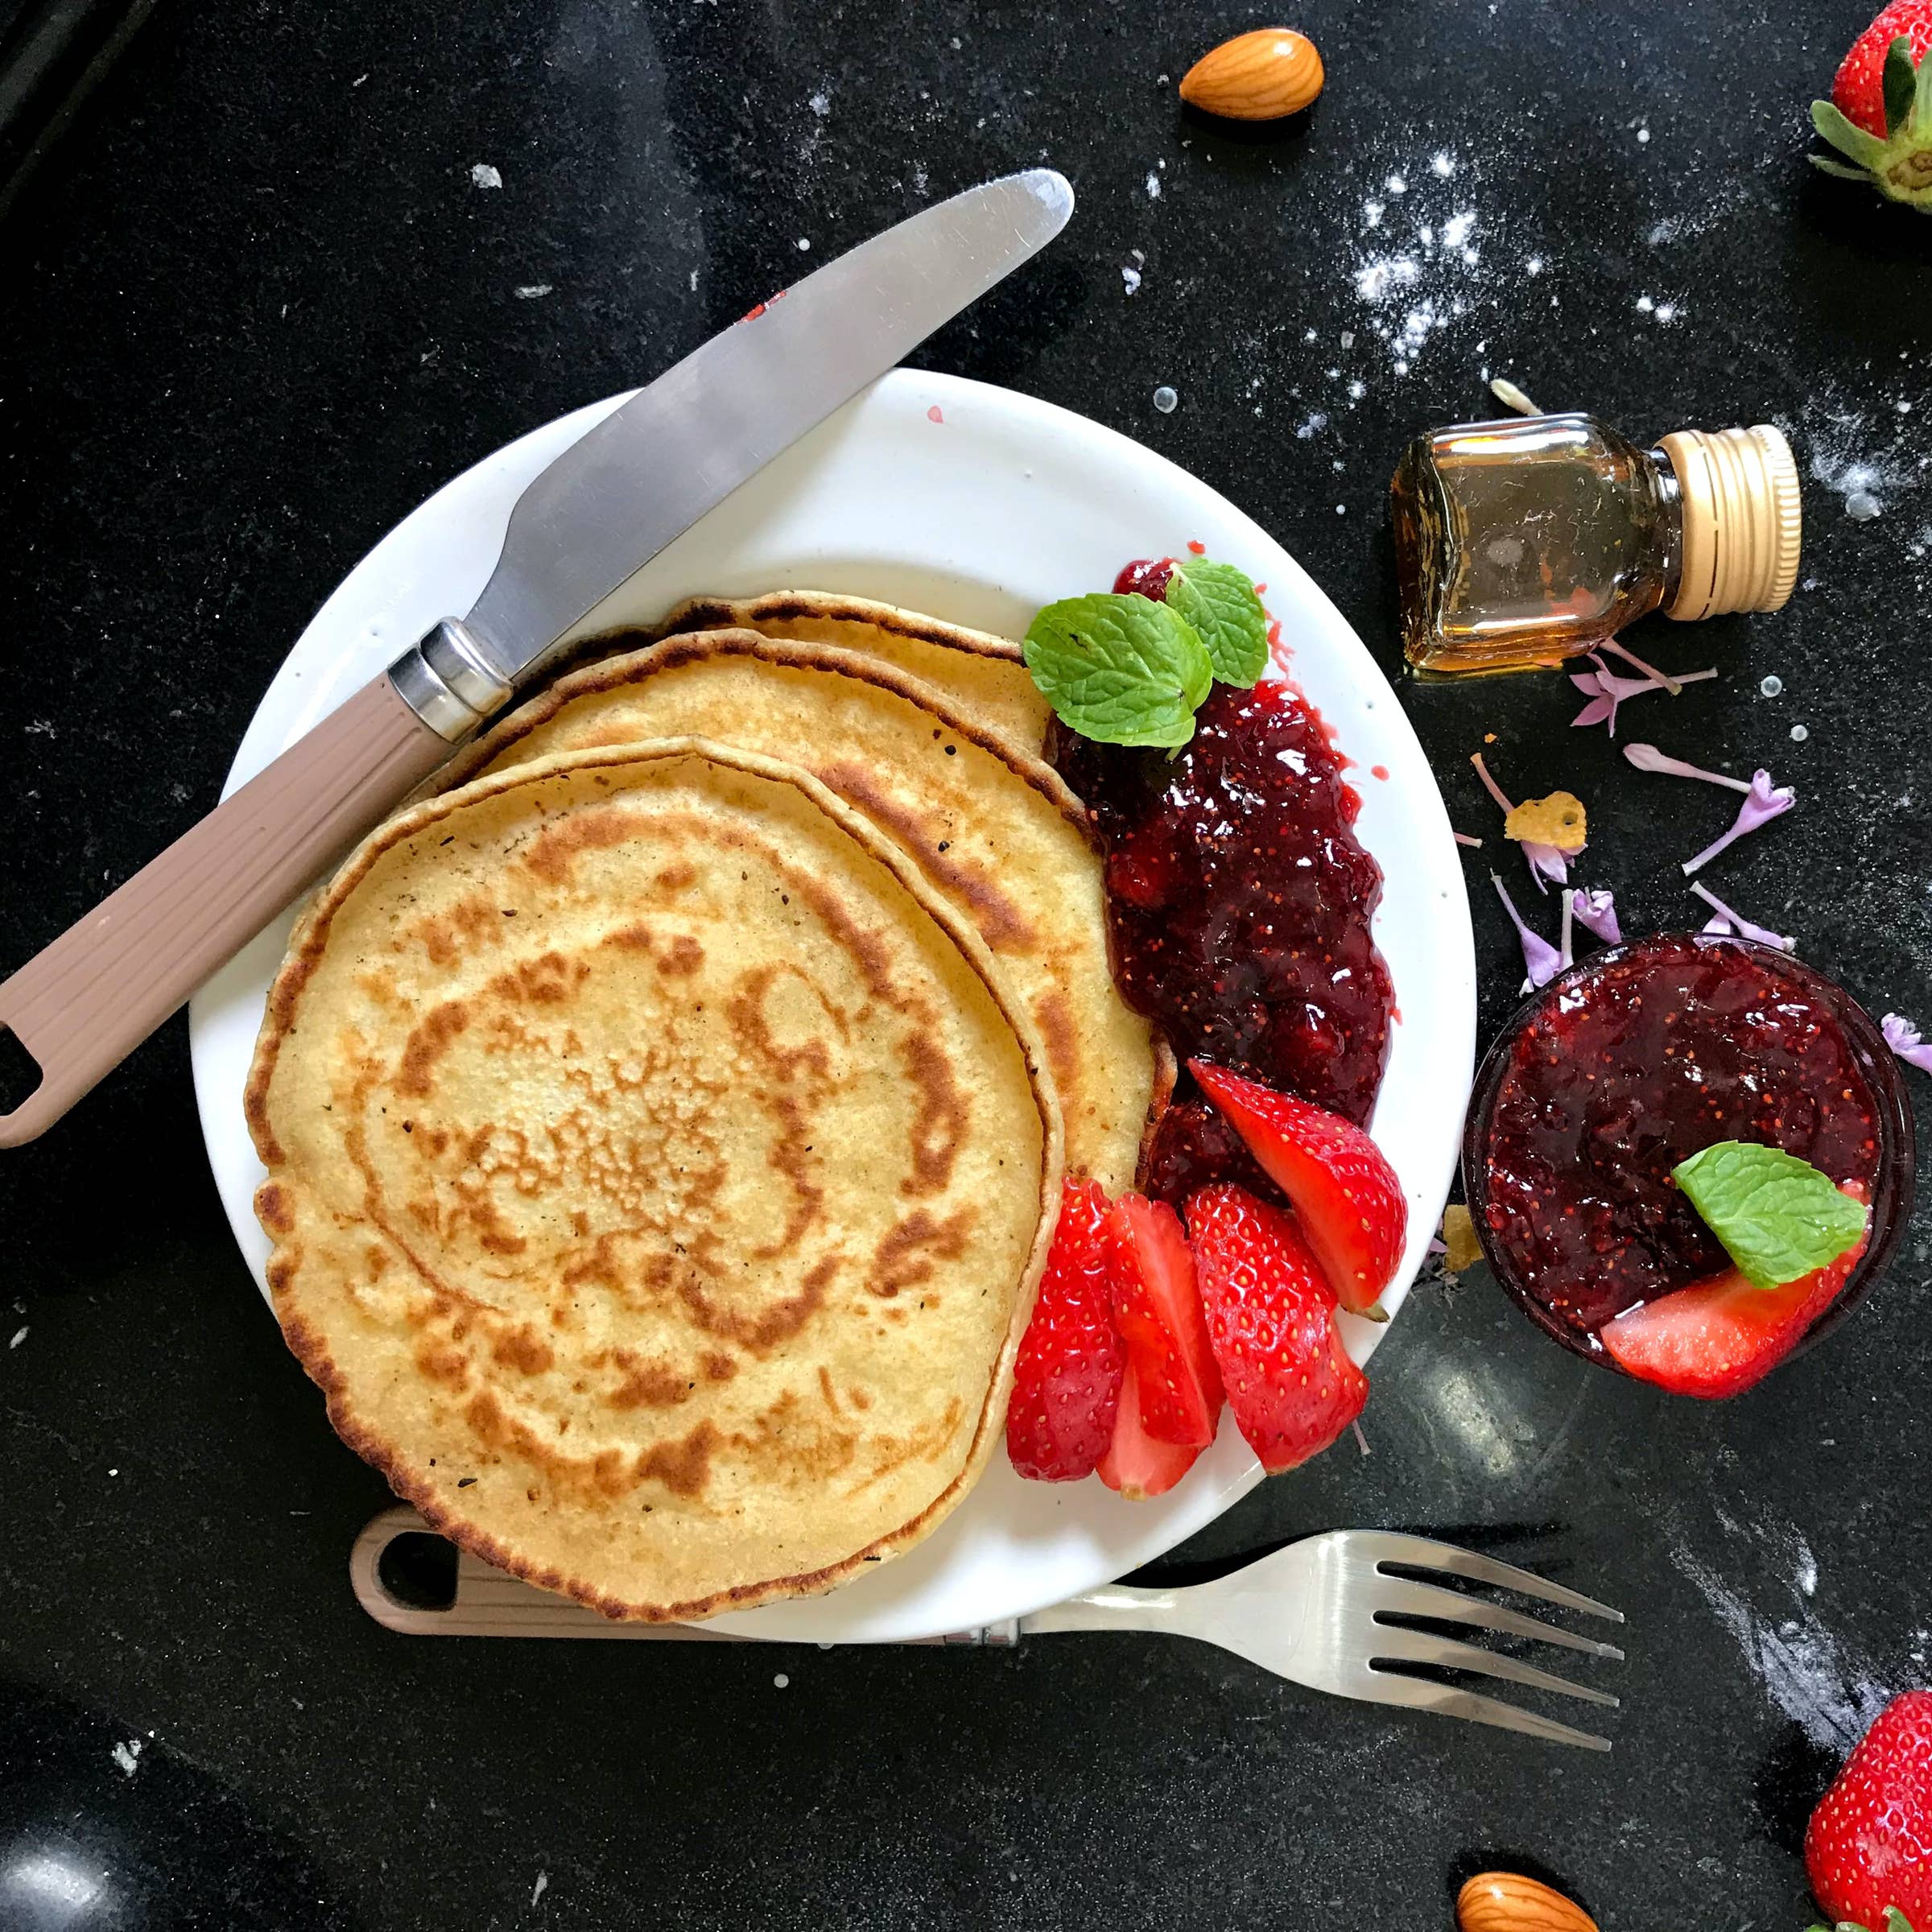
left=1190, top=1059, right=1407, bottom=1315
left=1006, top=1179, right=1127, bottom=1481
left=1186, top=1183, right=1368, bottom=1472
left=1601, top=1194, right=1869, bottom=1399
left=1097, top=1358, right=1205, bottom=1500
left=1106, top=1193, right=1223, bottom=1448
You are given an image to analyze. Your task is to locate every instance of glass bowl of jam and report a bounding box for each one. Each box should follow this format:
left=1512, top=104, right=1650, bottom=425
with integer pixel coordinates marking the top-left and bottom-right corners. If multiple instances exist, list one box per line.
left=1463, top=933, right=1915, bottom=1379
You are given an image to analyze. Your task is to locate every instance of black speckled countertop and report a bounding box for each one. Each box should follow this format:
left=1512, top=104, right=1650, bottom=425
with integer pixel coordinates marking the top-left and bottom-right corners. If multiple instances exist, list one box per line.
left=2, top=3, right=1929, bottom=1926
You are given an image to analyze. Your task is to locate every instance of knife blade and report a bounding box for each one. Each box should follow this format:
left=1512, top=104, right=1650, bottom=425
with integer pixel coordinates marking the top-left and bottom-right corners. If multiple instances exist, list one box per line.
left=0, top=168, right=1075, bottom=1147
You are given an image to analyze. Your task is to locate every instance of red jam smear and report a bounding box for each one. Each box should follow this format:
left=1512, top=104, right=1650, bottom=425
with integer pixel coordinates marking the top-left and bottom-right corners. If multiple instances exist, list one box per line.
left=1053, top=674, right=1393, bottom=1206
left=1480, top=935, right=1883, bottom=1337
left=1113, top=556, right=1175, bottom=600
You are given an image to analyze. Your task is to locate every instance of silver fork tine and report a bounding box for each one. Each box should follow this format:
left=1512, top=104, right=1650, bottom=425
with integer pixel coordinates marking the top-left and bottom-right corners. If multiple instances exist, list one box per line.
left=1352, top=1530, right=1624, bottom=1623
left=1354, top=1670, right=1614, bottom=1752
left=1368, top=1575, right=1626, bottom=1661
left=1368, top=1625, right=1620, bottom=1708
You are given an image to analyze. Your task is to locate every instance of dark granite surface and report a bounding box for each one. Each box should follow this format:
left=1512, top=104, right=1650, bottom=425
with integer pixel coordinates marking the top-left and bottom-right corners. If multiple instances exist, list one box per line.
left=2, top=1, right=1929, bottom=1926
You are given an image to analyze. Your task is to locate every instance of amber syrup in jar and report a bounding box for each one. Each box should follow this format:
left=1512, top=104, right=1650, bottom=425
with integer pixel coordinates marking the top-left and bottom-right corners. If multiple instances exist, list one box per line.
left=1391, top=414, right=1802, bottom=677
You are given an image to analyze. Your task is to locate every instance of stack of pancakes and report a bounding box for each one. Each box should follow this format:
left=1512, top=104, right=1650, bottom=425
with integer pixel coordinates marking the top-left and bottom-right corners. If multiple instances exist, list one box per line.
left=246, top=596, right=1162, bottom=1620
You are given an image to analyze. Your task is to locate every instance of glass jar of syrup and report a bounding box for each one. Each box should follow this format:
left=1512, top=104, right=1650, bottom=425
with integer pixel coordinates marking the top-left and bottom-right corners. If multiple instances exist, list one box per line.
left=1391, top=414, right=1802, bottom=676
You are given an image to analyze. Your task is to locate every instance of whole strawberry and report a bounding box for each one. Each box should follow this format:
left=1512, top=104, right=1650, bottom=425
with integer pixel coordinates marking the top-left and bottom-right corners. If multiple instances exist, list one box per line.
left=1812, top=2, right=1932, bottom=208
left=1803, top=1689, right=1932, bottom=1930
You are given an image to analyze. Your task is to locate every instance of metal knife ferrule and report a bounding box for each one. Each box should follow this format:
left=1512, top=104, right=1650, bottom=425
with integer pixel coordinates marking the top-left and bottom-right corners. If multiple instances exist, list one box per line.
left=387, top=618, right=515, bottom=743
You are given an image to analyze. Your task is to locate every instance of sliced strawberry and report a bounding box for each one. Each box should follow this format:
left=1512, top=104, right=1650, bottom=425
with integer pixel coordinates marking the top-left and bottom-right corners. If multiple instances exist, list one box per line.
left=1106, top=1193, right=1223, bottom=1447
left=1189, top=1058, right=1406, bottom=1315
left=1601, top=1235, right=1867, bottom=1401
left=1097, top=1358, right=1203, bottom=1499
left=1006, top=1179, right=1127, bottom=1481
left=1186, top=1183, right=1368, bottom=1474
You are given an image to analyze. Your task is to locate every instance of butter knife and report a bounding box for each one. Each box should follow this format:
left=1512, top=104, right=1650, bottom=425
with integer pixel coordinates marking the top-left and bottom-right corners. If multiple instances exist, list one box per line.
left=0, top=167, right=1075, bottom=1146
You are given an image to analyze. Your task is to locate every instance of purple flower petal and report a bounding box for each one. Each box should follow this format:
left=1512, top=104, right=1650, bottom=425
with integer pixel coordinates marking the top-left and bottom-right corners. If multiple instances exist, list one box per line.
left=1570, top=888, right=1620, bottom=943
left=1689, top=881, right=1795, bottom=952
left=1681, top=770, right=1797, bottom=875
left=1492, top=873, right=1563, bottom=988
left=1624, top=743, right=1755, bottom=791
left=1523, top=840, right=1570, bottom=891
left=1569, top=660, right=1715, bottom=736
left=1881, top=1013, right=1932, bottom=1074
left=1469, top=752, right=1515, bottom=815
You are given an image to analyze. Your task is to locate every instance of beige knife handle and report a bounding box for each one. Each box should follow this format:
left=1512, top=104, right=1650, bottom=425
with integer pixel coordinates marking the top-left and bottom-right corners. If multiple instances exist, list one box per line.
left=0, top=675, right=453, bottom=1148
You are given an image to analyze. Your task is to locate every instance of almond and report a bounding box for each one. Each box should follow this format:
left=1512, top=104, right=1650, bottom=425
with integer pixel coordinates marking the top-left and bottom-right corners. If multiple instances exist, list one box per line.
left=1178, top=28, right=1323, bottom=122
left=1456, top=1872, right=1598, bottom=1932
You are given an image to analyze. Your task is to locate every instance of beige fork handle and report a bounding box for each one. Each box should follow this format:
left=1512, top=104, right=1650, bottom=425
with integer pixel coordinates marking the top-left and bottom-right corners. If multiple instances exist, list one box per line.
left=350, top=1507, right=983, bottom=1644
left=0, top=675, right=452, bottom=1147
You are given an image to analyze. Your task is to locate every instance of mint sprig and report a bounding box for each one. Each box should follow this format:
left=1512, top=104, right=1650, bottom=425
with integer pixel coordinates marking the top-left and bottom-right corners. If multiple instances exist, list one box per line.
left=1022, top=556, right=1271, bottom=748
left=1022, top=594, right=1212, bottom=749
left=1163, top=557, right=1269, bottom=688
left=1673, top=1141, right=1868, bottom=1290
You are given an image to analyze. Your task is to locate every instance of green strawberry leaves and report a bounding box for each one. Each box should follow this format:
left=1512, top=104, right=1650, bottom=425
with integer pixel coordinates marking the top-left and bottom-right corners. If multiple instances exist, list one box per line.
left=1812, top=98, right=1890, bottom=169
left=1022, top=557, right=1273, bottom=748
left=1810, top=37, right=1932, bottom=209
left=1885, top=33, right=1920, bottom=139
left=1162, top=557, right=1269, bottom=688
left=1672, top=1141, right=1868, bottom=1290
left=1022, top=594, right=1213, bottom=749
left=1804, top=1913, right=1917, bottom=1932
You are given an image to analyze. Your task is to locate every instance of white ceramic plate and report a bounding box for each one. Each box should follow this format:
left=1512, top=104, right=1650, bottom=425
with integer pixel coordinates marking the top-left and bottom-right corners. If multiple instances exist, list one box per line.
left=188, top=369, right=1476, bottom=1644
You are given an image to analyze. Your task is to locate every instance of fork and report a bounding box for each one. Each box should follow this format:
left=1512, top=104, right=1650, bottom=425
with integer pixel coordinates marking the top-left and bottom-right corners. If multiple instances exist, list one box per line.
left=1004, top=1529, right=1624, bottom=1752
left=353, top=1513, right=1623, bottom=1750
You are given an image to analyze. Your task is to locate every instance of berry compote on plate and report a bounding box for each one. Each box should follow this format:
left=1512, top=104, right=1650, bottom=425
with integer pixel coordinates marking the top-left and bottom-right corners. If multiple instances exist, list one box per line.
left=1052, top=560, right=1394, bottom=1207
left=1465, top=933, right=1913, bottom=1373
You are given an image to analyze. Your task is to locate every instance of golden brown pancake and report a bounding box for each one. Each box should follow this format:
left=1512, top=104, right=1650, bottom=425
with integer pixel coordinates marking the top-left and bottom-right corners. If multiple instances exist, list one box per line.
left=443, top=629, right=1156, bottom=1195
left=649, top=590, right=1051, bottom=753
left=248, top=740, right=1061, bottom=1620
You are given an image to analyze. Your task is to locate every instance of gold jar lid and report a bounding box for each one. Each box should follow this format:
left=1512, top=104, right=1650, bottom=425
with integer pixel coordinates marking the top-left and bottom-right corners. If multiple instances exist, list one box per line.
left=1659, top=424, right=1802, bottom=622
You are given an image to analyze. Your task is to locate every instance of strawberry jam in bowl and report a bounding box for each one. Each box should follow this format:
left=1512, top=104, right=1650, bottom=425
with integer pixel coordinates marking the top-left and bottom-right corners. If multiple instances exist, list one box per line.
left=1464, top=934, right=1914, bottom=1395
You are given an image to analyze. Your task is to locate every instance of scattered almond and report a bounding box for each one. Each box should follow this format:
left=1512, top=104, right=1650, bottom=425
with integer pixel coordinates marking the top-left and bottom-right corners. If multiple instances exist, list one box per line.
left=1178, top=28, right=1324, bottom=122
left=1503, top=791, right=1587, bottom=852
left=1440, top=1204, right=1482, bottom=1275
left=1456, top=1872, right=1598, bottom=1932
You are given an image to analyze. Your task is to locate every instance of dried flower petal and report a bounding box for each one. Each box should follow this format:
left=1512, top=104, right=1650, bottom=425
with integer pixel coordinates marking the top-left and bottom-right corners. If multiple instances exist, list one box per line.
left=1681, top=770, right=1796, bottom=875
left=1569, top=887, right=1620, bottom=943
left=1454, top=831, right=1484, bottom=848
left=1504, top=791, right=1588, bottom=852
left=1689, top=880, right=1795, bottom=952
left=1492, top=872, right=1563, bottom=987
left=1439, top=1204, right=1484, bottom=1274
left=1881, top=1013, right=1932, bottom=1074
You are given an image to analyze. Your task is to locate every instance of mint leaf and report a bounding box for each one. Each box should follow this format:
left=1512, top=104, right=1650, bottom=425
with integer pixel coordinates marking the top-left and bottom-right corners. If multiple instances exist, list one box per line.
left=1672, top=1141, right=1868, bottom=1290
left=1164, top=556, right=1269, bottom=688
left=1022, top=593, right=1213, bottom=748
